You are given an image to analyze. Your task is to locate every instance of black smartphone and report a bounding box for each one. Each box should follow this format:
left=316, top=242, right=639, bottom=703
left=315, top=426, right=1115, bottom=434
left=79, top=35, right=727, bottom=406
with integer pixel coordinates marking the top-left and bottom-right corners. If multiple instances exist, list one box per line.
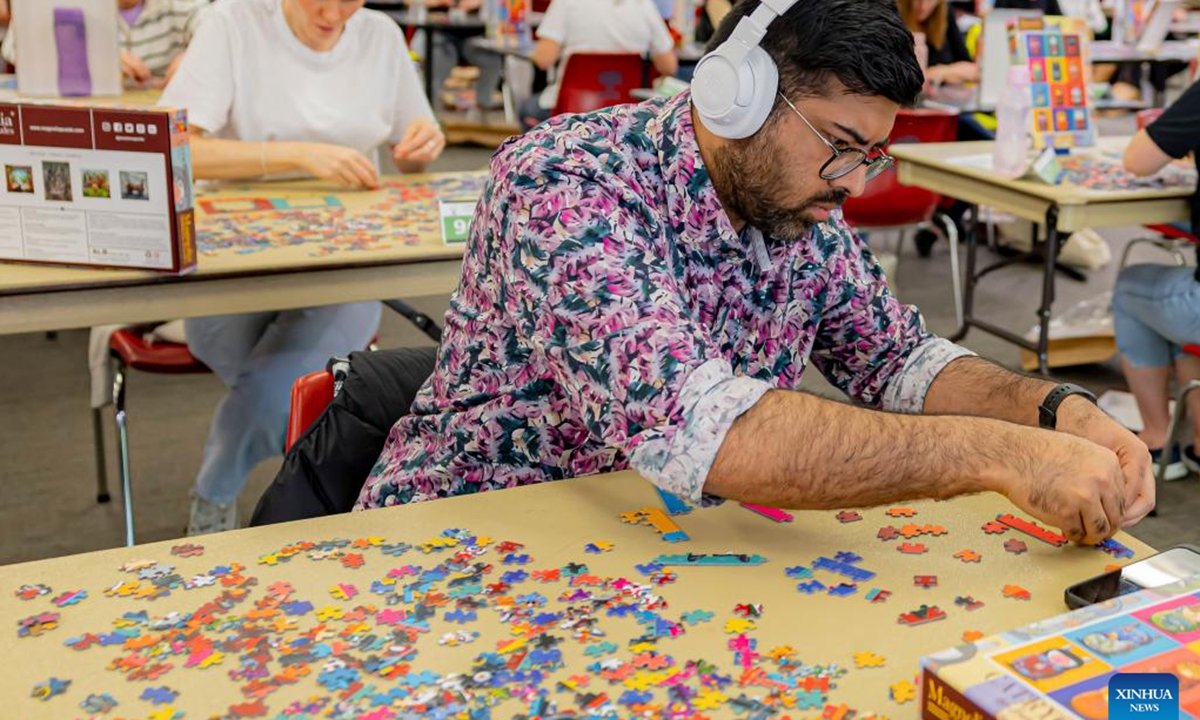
left=1065, top=544, right=1200, bottom=610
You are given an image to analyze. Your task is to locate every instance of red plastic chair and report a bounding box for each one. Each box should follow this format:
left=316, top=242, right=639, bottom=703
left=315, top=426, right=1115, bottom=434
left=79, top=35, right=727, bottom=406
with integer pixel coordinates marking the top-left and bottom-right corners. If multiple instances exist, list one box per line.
left=552, top=52, right=656, bottom=116
left=286, top=369, right=336, bottom=451
left=1119, top=108, right=1197, bottom=270
left=841, top=108, right=963, bottom=325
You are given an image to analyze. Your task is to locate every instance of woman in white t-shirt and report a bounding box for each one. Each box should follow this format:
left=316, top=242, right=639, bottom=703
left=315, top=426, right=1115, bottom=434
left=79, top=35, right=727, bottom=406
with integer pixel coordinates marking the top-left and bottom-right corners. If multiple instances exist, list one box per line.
left=521, top=0, right=678, bottom=127
left=160, top=0, right=444, bottom=536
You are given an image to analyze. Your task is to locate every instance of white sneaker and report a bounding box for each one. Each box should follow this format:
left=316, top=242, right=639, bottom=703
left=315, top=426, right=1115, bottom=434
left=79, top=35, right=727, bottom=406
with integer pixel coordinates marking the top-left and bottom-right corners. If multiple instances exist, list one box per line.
left=187, top=493, right=238, bottom=536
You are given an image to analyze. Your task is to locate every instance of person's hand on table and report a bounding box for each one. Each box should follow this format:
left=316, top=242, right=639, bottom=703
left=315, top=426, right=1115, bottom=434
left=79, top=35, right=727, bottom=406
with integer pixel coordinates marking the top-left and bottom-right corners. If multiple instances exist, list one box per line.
left=121, top=51, right=153, bottom=84
left=393, top=118, right=446, bottom=168
left=997, top=429, right=1130, bottom=545
left=1055, top=395, right=1156, bottom=526
left=300, top=143, right=379, bottom=189
left=927, top=62, right=979, bottom=86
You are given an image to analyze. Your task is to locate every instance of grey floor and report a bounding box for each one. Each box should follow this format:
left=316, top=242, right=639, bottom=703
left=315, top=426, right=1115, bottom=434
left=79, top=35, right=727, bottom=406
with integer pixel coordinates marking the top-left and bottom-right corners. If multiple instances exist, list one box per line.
left=2, top=140, right=1198, bottom=567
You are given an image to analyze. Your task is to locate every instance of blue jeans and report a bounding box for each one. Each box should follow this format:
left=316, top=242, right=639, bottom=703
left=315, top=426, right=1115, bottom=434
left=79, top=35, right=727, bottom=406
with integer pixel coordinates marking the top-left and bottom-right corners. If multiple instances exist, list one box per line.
left=1113, top=264, right=1200, bottom=368
left=185, top=303, right=381, bottom=504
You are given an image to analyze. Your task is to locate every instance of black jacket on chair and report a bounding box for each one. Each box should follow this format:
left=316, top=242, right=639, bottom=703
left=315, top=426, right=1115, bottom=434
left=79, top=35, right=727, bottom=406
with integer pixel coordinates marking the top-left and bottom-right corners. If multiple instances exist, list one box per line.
left=249, top=346, right=437, bottom=526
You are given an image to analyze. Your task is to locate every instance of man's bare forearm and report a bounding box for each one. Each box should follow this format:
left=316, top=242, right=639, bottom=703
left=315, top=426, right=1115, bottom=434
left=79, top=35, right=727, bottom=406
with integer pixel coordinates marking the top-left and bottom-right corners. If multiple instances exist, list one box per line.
left=923, top=356, right=1059, bottom=426
left=705, top=388, right=1040, bottom=509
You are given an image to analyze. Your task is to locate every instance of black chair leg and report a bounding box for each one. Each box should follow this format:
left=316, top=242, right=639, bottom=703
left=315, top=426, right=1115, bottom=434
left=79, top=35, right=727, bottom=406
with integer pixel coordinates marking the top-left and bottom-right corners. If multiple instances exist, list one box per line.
left=383, top=299, right=443, bottom=343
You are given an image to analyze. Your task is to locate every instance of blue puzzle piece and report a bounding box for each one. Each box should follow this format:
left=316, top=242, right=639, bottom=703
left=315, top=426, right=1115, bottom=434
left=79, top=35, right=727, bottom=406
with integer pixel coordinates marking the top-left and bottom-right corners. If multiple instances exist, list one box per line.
left=407, top=670, right=442, bottom=687
left=140, top=686, right=179, bottom=706
left=812, top=556, right=876, bottom=582
left=31, top=678, right=70, bottom=701
left=281, top=600, right=314, bottom=616
left=444, top=609, right=477, bottom=624
left=1096, top=538, right=1135, bottom=559
left=834, top=551, right=864, bottom=565
left=501, top=570, right=529, bottom=585
left=619, top=690, right=654, bottom=706
left=661, top=531, right=689, bottom=543
left=515, top=592, right=547, bottom=607
left=797, top=580, right=827, bottom=594
left=606, top=604, right=638, bottom=618
left=784, top=566, right=813, bottom=579
left=317, top=667, right=360, bottom=691
left=634, top=563, right=663, bottom=576
left=681, top=610, right=715, bottom=625
left=654, top=488, right=692, bottom=516
left=531, top=612, right=561, bottom=625
left=503, top=553, right=531, bottom=565
left=380, top=542, right=412, bottom=556
left=827, top=583, right=858, bottom=597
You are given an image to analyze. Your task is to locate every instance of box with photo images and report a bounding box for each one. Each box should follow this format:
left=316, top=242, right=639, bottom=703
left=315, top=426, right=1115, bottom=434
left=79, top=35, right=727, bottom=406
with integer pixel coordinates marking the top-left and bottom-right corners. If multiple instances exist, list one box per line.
left=0, top=100, right=195, bottom=272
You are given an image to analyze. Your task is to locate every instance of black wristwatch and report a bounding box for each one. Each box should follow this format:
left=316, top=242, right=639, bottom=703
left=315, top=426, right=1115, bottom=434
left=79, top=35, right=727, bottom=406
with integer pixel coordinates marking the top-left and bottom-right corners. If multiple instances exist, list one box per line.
left=1038, top=383, right=1098, bottom=430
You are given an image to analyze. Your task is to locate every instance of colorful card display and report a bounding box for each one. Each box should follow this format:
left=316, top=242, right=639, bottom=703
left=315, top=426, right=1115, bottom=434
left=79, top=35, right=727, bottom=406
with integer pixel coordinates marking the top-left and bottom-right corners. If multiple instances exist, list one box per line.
left=1008, top=16, right=1095, bottom=150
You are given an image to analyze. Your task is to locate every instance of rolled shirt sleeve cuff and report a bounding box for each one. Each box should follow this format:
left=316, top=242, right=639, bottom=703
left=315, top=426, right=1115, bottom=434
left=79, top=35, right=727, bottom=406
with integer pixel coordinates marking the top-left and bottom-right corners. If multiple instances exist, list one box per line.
left=881, top=337, right=976, bottom=414
left=628, top=358, right=772, bottom=504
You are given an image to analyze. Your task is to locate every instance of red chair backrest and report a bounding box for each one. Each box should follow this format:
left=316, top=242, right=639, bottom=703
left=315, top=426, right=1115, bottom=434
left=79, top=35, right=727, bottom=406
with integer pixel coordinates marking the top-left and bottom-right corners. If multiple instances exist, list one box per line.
left=286, top=369, right=335, bottom=451
left=841, top=108, right=960, bottom=229
left=531, top=0, right=551, bottom=11
left=1136, top=108, right=1165, bottom=130
left=552, top=52, right=656, bottom=116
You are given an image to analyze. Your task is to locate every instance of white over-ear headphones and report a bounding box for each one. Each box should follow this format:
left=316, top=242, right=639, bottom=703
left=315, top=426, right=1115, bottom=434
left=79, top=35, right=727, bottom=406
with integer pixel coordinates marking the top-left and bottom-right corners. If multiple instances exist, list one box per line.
left=691, top=0, right=801, bottom=139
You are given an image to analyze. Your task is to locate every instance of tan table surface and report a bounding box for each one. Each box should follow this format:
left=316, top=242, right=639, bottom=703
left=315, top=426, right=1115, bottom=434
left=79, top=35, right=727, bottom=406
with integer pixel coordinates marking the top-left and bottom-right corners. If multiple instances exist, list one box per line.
left=890, top=137, right=1192, bottom=233
left=0, top=172, right=487, bottom=335
left=0, top=470, right=1153, bottom=718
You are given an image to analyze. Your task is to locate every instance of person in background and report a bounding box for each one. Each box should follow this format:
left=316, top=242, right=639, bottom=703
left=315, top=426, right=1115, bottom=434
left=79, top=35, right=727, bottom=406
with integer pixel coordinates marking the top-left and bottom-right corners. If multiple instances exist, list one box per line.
left=1, top=0, right=210, bottom=88
left=419, top=0, right=505, bottom=112
left=160, top=0, right=445, bottom=535
left=897, top=0, right=978, bottom=87
left=522, top=0, right=678, bottom=128
left=1115, top=80, right=1200, bottom=480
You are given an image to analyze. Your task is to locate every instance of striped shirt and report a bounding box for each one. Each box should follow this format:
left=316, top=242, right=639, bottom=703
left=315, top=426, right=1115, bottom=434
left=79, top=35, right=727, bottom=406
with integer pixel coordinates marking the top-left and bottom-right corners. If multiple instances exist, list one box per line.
left=2, top=0, right=210, bottom=76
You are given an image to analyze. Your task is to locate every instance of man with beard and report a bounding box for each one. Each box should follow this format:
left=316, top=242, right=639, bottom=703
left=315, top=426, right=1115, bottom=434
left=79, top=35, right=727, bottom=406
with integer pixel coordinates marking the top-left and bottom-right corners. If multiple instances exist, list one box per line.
left=356, top=0, right=1155, bottom=544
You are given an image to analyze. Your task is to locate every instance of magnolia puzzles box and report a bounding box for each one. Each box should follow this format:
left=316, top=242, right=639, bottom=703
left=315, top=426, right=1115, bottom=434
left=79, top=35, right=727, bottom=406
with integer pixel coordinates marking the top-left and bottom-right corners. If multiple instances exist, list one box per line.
left=0, top=101, right=195, bottom=272
left=921, top=576, right=1200, bottom=719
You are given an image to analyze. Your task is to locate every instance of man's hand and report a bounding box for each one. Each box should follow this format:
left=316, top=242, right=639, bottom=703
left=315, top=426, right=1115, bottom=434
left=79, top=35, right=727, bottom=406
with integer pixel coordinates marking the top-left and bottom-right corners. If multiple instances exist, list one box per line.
left=120, top=50, right=152, bottom=84
left=998, top=430, right=1128, bottom=545
left=1056, top=395, right=1156, bottom=526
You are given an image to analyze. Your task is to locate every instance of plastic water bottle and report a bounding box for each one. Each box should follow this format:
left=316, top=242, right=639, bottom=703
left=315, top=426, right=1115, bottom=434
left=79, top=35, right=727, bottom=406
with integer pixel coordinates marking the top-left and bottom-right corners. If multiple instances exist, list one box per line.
left=993, top=65, right=1033, bottom=179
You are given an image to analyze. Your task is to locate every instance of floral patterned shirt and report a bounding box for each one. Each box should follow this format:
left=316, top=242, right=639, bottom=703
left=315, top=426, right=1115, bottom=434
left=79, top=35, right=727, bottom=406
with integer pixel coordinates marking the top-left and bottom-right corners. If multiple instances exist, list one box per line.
left=355, top=91, right=973, bottom=510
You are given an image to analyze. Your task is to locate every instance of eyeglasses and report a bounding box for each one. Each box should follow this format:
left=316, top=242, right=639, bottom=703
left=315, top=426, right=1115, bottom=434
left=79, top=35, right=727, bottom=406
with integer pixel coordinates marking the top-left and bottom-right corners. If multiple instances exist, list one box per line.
left=778, top=93, right=894, bottom=182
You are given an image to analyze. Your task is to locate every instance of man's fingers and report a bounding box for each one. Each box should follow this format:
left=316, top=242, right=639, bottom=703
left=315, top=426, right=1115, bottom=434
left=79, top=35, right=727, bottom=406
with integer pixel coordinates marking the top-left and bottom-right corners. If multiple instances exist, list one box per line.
left=349, top=155, right=378, bottom=188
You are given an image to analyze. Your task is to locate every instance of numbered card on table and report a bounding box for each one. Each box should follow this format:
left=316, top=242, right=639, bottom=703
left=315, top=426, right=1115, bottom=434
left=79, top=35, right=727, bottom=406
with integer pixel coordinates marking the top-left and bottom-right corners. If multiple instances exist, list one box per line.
left=439, top=197, right=478, bottom=246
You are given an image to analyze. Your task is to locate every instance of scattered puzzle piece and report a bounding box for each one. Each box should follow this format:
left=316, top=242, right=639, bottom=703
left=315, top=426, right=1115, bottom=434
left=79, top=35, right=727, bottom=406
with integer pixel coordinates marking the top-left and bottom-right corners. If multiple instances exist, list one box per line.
left=981, top=521, right=1008, bottom=535
left=1004, top=539, right=1028, bottom=555
left=886, top=507, right=917, bottom=518
left=996, top=514, right=1067, bottom=547
left=681, top=609, right=715, bottom=625
left=785, top=566, right=813, bottom=579
left=170, top=543, right=205, bottom=557
left=797, top=580, right=827, bottom=594
left=865, top=588, right=892, bottom=603
left=15, top=584, right=51, bottom=600
left=733, top=603, right=764, bottom=618
left=328, top=583, right=358, bottom=601
left=140, top=686, right=179, bottom=706
left=31, top=677, right=70, bottom=701
left=898, top=605, right=946, bottom=626
left=897, top=543, right=928, bottom=554
left=828, top=583, right=858, bottom=597
left=913, top=575, right=938, bottom=589
left=836, top=510, right=862, bottom=523
left=444, top=608, right=478, bottom=624
left=18, top=612, right=60, bottom=638
left=1096, top=538, right=1135, bottom=559
left=954, top=595, right=985, bottom=611
left=1003, top=584, right=1031, bottom=601
left=962, top=630, right=984, bottom=643
left=877, top=526, right=901, bottom=541
left=954, top=549, right=982, bottom=563
left=889, top=679, right=916, bottom=703
left=854, top=651, right=886, bottom=668
left=52, top=590, right=87, bottom=607
left=583, top=542, right=614, bottom=554
left=79, top=692, right=118, bottom=714
left=724, top=618, right=756, bottom=634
